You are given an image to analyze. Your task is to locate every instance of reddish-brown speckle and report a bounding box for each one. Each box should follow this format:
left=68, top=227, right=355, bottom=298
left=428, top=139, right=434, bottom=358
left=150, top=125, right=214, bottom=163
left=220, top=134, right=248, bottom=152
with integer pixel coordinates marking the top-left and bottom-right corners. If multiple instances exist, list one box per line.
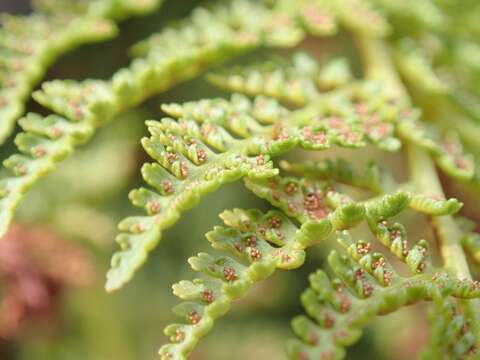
left=148, top=201, right=161, bottom=214
left=189, top=310, right=201, bottom=324
left=268, top=215, right=282, bottom=228
left=174, top=328, right=185, bottom=342
left=202, top=289, right=214, bottom=304
left=162, top=180, right=174, bottom=194
left=250, top=247, right=262, bottom=261
left=223, top=267, right=238, bottom=282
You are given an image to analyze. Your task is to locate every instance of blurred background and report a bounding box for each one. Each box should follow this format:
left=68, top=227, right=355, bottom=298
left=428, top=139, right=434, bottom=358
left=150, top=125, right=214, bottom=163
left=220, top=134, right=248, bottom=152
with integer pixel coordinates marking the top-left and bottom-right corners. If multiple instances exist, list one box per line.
left=0, top=1, right=479, bottom=359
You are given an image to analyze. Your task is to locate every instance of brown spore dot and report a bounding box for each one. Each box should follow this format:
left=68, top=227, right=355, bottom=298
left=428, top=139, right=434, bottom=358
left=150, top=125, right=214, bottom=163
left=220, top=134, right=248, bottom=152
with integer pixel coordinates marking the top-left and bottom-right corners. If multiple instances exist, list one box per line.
left=188, top=310, right=201, bottom=324
left=202, top=289, right=214, bottom=304
left=268, top=215, right=282, bottom=228
left=148, top=201, right=161, bottom=214
left=223, top=267, right=238, bottom=282
left=250, top=247, right=262, bottom=261
left=174, top=328, right=185, bottom=342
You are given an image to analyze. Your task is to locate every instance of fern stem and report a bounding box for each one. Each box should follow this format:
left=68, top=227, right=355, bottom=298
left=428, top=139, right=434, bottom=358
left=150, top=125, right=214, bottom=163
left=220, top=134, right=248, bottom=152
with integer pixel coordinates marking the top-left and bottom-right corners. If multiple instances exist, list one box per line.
left=354, top=34, right=406, bottom=98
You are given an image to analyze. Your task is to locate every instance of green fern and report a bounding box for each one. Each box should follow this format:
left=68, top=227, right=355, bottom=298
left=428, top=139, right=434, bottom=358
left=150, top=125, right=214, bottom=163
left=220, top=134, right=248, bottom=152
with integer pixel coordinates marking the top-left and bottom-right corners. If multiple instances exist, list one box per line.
left=288, top=232, right=479, bottom=360
left=106, top=87, right=418, bottom=290
left=157, top=160, right=466, bottom=358
left=0, top=0, right=317, bottom=239
left=1, top=0, right=480, bottom=359
left=0, top=0, right=161, bottom=145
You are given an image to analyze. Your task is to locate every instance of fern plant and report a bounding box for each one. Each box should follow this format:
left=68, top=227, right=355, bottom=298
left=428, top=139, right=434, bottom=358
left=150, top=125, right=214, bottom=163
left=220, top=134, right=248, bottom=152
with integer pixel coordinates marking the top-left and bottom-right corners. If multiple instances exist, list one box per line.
left=1, top=0, right=480, bottom=359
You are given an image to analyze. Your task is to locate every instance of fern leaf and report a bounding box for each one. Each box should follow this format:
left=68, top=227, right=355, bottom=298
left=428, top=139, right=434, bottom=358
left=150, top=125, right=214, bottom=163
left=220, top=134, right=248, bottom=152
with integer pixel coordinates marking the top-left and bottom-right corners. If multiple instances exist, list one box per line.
left=131, top=0, right=340, bottom=58
left=32, top=0, right=161, bottom=20
left=107, top=89, right=412, bottom=290
left=397, top=119, right=476, bottom=182
left=288, top=231, right=480, bottom=360
left=207, top=54, right=352, bottom=106
left=246, top=174, right=461, bottom=221
left=0, top=0, right=161, bottom=145
left=158, top=208, right=311, bottom=359
left=0, top=0, right=310, bottom=240
left=0, top=113, right=94, bottom=235
left=244, top=176, right=366, bottom=234
left=157, top=170, right=464, bottom=358
left=106, top=112, right=278, bottom=291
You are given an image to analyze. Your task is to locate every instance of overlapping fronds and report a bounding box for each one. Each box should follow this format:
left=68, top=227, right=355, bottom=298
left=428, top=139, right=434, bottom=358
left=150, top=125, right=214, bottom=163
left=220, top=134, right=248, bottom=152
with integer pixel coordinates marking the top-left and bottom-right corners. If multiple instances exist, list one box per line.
left=0, top=0, right=317, bottom=240
left=157, top=188, right=411, bottom=359
left=0, top=0, right=161, bottom=145
left=208, top=46, right=480, bottom=190
left=288, top=231, right=480, bottom=360
left=245, top=173, right=462, bottom=221
left=106, top=89, right=416, bottom=291
left=159, top=171, right=464, bottom=359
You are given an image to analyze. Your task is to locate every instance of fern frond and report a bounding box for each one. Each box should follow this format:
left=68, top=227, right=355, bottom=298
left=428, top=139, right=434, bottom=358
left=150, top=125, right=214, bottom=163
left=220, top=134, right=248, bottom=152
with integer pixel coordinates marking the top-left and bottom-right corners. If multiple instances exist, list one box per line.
left=32, top=0, right=161, bottom=20
left=156, top=164, right=464, bottom=358
left=0, top=113, right=94, bottom=236
left=422, top=297, right=478, bottom=359
left=106, top=112, right=279, bottom=291
left=0, top=0, right=310, bottom=240
left=0, top=0, right=161, bottom=144
left=132, top=0, right=328, bottom=60
left=107, top=89, right=412, bottom=290
left=246, top=174, right=461, bottom=220
left=397, top=119, right=476, bottom=182
left=244, top=175, right=367, bottom=233
left=288, top=231, right=480, bottom=360
left=207, top=54, right=352, bottom=106
left=158, top=208, right=311, bottom=359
